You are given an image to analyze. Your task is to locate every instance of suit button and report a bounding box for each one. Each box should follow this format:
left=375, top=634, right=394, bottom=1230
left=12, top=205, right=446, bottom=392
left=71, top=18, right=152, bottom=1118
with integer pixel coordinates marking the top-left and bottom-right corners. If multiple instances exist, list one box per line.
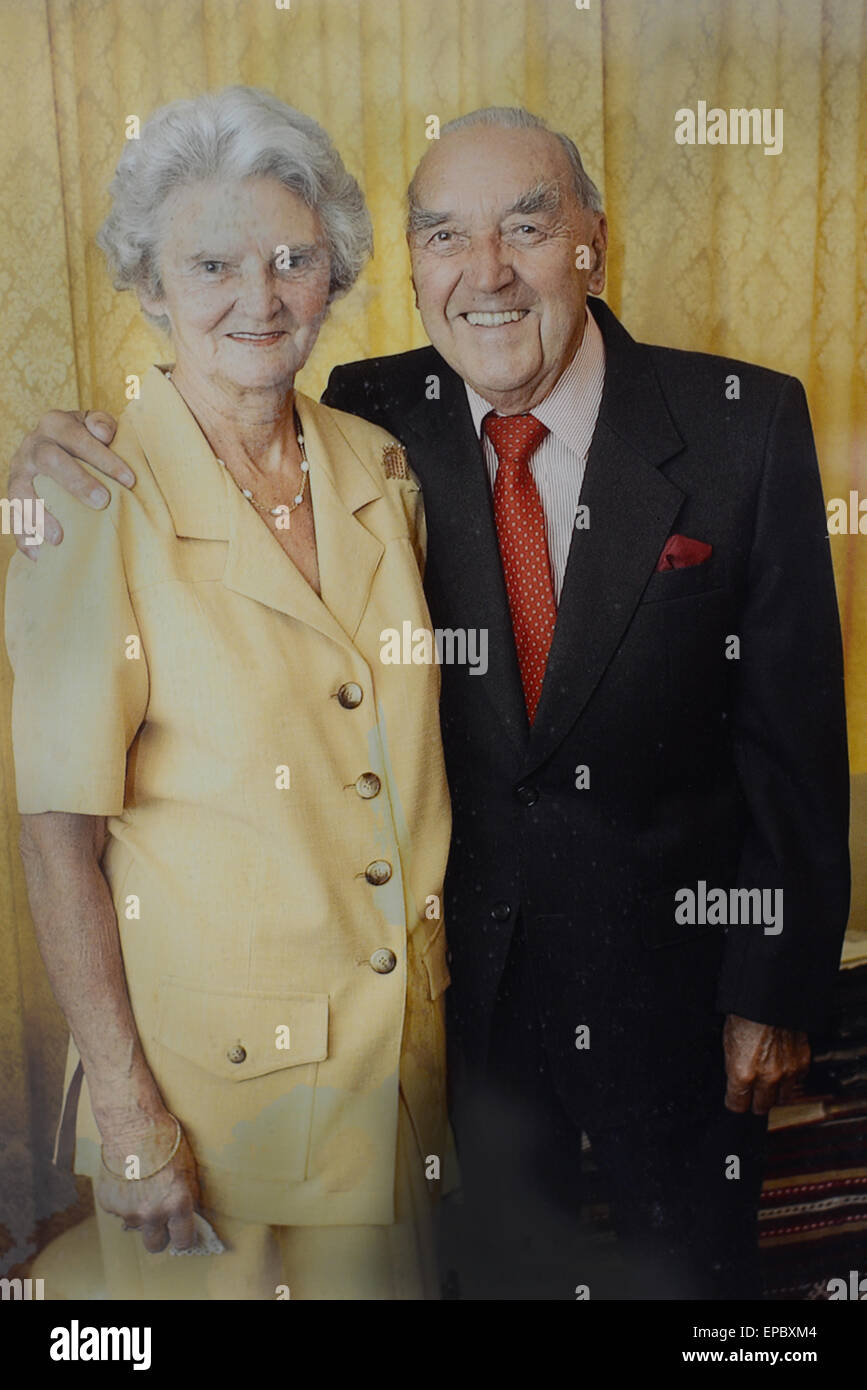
left=365, top=859, right=392, bottom=885
left=491, top=901, right=511, bottom=922
left=226, top=1043, right=247, bottom=1064
left=355, top=772, right=381, bottom=799
left=370, top=948, right=397, bottom=974
left=337, top=682, right=363, bottom=709
left=515, top=784, right=539, bottom=806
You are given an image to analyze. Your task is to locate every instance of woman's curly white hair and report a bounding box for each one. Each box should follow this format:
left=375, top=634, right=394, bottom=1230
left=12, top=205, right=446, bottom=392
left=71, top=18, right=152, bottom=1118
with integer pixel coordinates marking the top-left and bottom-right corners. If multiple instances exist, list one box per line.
left=97, top=85, right=373, bottom=334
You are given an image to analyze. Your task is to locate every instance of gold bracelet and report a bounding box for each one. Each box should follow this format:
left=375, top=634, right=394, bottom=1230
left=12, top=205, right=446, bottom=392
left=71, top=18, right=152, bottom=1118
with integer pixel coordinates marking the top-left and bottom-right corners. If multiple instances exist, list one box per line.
left=101, top=1112, right=182, bottom=1181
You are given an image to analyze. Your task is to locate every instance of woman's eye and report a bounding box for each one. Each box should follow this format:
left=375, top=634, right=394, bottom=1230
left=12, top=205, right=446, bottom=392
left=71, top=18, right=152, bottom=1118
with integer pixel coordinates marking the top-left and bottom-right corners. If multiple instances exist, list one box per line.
left=431, top=230, right=453, bottom=244
left=201, top=261, right=225, bottom=273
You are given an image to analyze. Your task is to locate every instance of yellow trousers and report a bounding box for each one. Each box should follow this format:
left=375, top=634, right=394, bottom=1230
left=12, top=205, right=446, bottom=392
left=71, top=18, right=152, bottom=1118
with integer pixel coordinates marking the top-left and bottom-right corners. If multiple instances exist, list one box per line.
left=82, top=1095, right=439, bottom=1300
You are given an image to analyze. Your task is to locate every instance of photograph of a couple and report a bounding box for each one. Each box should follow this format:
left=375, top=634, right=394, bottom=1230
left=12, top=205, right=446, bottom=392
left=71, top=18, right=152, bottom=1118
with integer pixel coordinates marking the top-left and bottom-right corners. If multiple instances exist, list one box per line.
left=1, top=0, right=865, bottom=1326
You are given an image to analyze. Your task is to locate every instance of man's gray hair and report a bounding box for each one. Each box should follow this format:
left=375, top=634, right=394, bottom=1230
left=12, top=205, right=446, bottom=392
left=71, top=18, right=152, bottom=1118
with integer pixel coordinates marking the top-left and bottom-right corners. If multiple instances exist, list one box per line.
left=97, top=86, right=373, bottom=333
left=407, top=106, right=603, bottom=229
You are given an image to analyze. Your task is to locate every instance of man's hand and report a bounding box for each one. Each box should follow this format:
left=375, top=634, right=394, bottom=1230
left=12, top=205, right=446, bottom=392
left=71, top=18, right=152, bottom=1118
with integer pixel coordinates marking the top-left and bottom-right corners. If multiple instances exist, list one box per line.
left=8, top=409, right=133, bottom=557
left=723, top=1013, right=811, bottom=1114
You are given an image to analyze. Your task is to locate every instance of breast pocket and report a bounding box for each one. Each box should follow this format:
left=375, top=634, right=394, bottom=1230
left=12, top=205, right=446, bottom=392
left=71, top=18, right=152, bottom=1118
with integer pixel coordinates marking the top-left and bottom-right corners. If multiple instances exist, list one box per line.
left=639, top=565, right=720, bottom=605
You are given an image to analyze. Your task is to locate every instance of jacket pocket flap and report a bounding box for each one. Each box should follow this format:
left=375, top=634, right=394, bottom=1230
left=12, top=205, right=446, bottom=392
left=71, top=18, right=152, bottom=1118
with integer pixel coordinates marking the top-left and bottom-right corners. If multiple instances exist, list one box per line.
left=154, top=978, right=329, bottom=1081
left=640, top=890, right=719, bottom=950
left=421, top=919, right=451, bottom=1000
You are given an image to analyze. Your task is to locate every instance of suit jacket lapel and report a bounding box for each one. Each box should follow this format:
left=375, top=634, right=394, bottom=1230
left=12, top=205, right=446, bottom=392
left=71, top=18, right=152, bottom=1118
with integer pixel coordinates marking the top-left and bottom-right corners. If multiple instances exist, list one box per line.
left=132, top=368, right=383, bottom=655
left=527, top=300, right=686, bottom=768
left=400, top=363, right=529, bottom=754
left=292, top=395, right=385, bottom=644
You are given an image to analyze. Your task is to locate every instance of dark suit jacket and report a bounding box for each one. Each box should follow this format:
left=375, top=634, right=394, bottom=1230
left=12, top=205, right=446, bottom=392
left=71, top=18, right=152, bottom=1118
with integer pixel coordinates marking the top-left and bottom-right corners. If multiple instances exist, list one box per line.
left=323, top=297, right=850, bottom=1129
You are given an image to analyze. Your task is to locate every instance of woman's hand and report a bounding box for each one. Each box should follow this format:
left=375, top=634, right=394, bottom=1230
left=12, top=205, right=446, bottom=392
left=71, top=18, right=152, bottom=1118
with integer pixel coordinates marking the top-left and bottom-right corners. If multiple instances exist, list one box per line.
left=95, top=1108, right=202, bottom=1254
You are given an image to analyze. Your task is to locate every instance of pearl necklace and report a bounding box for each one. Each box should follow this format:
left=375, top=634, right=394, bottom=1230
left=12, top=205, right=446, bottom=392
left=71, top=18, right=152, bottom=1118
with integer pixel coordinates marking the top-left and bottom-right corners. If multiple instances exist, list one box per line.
left=164, top=369, right=310, bottom=528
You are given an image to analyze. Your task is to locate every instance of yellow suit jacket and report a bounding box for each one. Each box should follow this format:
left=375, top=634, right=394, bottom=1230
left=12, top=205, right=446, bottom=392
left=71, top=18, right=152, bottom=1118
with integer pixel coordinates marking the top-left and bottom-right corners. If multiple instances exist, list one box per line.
left=6, top=365, right=452, bottom=1226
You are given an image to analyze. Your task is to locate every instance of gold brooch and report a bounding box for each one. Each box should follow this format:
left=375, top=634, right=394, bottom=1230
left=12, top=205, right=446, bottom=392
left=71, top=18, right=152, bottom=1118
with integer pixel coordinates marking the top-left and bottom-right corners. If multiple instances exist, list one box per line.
left=382, top=441, right=409, bottom=479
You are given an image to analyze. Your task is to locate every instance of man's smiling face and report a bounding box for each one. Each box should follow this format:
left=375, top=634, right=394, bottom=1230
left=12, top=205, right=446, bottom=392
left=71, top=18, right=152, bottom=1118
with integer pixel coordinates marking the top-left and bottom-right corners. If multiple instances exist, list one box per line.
left=408, top=124, right=607, bottom=414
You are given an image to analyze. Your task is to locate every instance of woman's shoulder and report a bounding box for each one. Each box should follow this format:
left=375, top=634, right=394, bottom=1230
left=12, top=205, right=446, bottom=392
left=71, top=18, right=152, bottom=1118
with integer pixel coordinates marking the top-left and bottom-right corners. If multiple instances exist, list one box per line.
left=26, top=393, right=171, bottom=571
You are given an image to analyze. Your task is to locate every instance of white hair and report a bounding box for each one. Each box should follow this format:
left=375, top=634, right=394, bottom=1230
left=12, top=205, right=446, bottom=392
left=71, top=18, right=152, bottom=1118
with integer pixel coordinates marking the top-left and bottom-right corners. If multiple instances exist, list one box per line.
left=407, top=106, right=603, bottom=229
left=97, top=86, right=373, bottom=333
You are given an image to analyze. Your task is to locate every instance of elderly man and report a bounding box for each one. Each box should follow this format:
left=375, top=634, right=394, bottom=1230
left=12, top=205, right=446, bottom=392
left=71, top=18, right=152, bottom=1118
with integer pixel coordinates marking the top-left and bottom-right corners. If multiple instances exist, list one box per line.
left=8, top=107, right=850, bottom=1301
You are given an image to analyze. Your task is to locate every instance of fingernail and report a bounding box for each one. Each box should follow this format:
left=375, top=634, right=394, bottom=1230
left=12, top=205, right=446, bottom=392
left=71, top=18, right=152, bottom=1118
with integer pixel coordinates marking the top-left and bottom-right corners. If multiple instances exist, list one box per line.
left=91, top=421, right=113, bottom=441
left=120, top=470, right=135, bottom=487
left=90, top=488, right=109, bottom=506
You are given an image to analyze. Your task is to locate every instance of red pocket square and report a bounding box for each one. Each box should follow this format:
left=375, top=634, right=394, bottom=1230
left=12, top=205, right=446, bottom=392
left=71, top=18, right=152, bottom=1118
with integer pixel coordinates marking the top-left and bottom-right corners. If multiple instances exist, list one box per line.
left=655, top=534, right=712, bottom=572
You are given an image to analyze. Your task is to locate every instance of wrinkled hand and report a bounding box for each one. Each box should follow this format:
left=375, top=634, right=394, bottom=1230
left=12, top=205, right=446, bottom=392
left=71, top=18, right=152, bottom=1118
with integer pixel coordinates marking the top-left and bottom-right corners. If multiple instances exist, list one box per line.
left=723, top=1013, right=811, bottom=1114
left=95, top=1112, right=201, bottom=1254
left=8, top=408, right=131, bottom=557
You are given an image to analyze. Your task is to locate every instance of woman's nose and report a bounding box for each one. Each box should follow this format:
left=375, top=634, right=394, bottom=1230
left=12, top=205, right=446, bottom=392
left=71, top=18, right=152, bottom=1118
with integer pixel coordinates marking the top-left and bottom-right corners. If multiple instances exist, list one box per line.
left=237, top=266, right=285, bottom=318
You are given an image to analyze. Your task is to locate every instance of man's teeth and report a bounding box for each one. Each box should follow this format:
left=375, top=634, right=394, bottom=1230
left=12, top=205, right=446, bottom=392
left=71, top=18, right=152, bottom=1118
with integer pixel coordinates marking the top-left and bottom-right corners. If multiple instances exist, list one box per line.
left=464, top=310, right=528, bottom=327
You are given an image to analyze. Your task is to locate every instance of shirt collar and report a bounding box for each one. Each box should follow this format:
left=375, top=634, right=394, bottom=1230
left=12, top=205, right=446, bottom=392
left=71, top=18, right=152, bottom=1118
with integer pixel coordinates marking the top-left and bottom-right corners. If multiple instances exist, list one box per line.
left=464, top=302, right=606, bottom=455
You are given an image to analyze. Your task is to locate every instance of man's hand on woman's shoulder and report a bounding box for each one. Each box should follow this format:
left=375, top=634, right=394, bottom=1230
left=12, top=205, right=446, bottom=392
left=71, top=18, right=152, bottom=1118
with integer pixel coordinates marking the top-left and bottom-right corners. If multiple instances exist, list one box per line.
left=8, top=408, right=133, bottom=557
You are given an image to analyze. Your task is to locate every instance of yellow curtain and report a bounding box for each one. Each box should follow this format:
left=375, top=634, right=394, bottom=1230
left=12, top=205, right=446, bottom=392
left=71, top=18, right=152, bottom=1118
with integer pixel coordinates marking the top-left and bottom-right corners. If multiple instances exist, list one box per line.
left=1, top=0, right=865, bottom=1271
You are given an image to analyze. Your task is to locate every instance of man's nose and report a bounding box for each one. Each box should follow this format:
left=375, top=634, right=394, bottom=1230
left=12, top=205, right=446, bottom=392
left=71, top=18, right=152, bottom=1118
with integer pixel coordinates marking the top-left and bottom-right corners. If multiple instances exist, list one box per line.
left=463, top=237, right=515, bottom=295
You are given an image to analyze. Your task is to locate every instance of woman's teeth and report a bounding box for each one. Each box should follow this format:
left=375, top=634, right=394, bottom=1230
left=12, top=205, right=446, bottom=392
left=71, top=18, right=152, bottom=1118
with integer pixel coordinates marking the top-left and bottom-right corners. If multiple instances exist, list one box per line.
left=464, top=310, right=528, bottom=327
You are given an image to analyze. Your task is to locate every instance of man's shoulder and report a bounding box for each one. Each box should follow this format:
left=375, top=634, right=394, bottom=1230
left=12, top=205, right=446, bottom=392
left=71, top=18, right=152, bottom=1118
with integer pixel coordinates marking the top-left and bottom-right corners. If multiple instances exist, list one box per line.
left=644, top=339, right=793, bottom=397
left=329, top=344, right=442, bottom=388
left=323, top=346, right=447, bottom=431
left=636, top=338, right=808, bottom=454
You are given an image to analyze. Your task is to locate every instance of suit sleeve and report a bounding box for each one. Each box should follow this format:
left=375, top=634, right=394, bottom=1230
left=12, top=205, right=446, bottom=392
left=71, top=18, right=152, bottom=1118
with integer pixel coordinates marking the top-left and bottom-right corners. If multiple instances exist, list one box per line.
left=4, top=476, right=149, bottom=816
left=716, top=377, right=850, bottom=1031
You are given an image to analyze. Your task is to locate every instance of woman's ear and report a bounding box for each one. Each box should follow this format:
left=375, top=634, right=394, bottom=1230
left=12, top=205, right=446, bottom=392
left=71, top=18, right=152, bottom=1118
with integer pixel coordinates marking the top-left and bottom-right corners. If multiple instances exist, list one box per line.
left=137, top=285, right=168, bottom=323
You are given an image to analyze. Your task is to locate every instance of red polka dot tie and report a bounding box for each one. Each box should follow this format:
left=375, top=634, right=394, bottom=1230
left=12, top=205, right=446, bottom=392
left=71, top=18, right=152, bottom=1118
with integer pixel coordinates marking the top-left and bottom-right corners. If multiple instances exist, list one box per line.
left=484, top=412, right=556, bottom=724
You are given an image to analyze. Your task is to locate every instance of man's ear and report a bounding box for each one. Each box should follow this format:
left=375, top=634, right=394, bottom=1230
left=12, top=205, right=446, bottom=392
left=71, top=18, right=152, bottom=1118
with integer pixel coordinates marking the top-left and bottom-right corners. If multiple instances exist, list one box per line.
left=588, top=214, right=608, bottom=296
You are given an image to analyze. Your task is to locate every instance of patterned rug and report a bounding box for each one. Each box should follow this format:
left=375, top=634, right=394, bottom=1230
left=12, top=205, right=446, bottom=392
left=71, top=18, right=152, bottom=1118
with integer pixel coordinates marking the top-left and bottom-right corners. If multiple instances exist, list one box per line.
left=759, top=1098, right=867, bottom=1299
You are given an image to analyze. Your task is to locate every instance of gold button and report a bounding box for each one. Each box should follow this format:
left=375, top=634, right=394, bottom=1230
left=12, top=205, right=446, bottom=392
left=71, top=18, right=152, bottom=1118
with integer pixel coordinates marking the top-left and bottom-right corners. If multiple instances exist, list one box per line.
left=355, top=772, right=381, bottom=799
left=370, top=948, right=397, bottom=974
left=227, top=1043, right=247, bottom=1064
left=337, top=682, right=363, bottom=709
left=365, top=859, right=392, bottom=886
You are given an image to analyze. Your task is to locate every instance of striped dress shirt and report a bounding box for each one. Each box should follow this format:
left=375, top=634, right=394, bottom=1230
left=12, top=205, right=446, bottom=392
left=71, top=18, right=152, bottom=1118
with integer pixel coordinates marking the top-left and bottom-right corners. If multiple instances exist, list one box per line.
left=465, top=303, right=606, bottom=604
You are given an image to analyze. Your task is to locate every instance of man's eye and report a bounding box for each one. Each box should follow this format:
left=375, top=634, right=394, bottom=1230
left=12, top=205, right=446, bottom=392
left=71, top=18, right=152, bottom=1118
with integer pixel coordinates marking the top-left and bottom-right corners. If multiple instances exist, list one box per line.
left=430, top=230, right=454, bottom=244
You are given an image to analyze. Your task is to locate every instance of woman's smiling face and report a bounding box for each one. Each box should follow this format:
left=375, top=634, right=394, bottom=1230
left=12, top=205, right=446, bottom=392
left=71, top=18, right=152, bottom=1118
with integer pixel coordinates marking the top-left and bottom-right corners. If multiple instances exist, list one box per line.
left=141, top=175, right=333, bottom=393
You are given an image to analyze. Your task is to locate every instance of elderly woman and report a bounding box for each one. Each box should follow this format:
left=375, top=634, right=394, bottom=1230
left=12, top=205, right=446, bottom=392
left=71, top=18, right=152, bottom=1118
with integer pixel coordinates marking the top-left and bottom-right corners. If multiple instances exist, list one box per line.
left=5, top=86, right=452, bottom=1301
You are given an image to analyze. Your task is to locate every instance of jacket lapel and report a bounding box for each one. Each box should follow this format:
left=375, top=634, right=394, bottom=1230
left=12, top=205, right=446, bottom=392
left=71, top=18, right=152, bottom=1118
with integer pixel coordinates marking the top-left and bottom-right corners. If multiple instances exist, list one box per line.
left=131, top=368, right=383, bottom=655
left=527, top=300, right=686, bottom=768
left=399, top=364, right=529, bottom=754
